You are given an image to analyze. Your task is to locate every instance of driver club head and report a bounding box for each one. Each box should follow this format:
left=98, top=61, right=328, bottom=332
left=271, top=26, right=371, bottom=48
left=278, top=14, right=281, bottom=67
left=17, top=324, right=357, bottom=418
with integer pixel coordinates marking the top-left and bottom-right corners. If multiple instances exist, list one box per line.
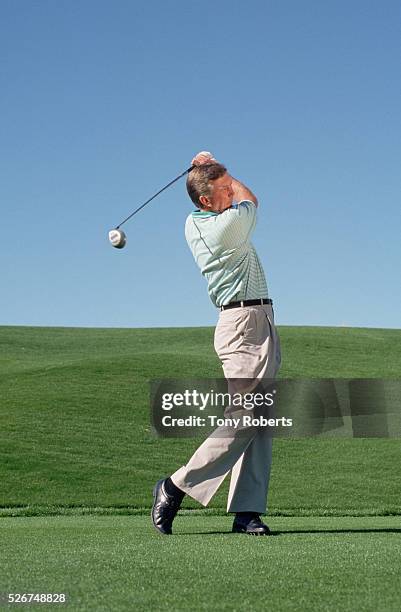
left=108, top=229, right=127, bottom=249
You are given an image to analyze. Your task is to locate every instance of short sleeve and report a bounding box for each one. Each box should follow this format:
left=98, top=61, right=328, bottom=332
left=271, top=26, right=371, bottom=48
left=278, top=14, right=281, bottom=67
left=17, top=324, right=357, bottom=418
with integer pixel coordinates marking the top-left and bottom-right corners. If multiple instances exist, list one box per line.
left=214, top=200, right=257, bottom=248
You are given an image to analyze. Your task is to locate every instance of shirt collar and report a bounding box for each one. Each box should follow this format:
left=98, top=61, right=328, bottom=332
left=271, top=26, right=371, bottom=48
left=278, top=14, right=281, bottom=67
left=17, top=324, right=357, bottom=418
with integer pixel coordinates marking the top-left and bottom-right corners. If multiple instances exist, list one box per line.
left=192, top=204, right=238, bottom=218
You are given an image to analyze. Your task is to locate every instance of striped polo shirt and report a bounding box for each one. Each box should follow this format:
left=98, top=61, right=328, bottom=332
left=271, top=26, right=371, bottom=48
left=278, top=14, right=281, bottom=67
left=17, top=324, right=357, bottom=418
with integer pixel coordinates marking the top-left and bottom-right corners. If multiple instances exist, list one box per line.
left=185, top=200, right=269, bottom=307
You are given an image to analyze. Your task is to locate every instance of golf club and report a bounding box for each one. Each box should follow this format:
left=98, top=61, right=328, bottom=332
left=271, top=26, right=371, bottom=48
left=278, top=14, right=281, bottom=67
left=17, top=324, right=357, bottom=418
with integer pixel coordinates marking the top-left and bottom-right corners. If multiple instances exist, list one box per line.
left=108, top=166, right=194, bottom=248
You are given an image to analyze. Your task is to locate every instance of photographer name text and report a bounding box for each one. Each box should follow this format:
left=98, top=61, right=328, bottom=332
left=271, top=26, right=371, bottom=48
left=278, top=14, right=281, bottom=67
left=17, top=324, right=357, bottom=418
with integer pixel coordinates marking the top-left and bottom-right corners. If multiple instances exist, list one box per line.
left=161, top=415, right=292, bottom=428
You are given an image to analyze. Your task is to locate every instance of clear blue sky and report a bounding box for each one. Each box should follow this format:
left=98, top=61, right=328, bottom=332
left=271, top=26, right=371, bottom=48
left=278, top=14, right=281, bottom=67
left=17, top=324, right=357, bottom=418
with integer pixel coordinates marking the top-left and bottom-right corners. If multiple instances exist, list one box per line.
left=1, top=0, right=400, bottom=329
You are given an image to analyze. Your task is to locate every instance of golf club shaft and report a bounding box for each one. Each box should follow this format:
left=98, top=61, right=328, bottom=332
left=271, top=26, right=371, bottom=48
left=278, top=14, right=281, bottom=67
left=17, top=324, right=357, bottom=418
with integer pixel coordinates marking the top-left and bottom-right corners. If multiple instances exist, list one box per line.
left=116, top=166, right=194, bottom=229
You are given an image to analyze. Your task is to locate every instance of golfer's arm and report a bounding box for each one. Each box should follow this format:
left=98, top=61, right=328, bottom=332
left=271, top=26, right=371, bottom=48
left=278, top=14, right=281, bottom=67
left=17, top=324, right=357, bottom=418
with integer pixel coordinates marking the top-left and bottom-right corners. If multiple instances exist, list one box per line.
left=231, top=177, right=258, bottom=207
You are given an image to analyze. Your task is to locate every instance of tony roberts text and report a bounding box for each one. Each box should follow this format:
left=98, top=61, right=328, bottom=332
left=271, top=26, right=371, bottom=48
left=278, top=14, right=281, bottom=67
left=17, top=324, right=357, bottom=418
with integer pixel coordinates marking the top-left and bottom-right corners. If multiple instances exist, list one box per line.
left=161, top=415, right=293, bottom=429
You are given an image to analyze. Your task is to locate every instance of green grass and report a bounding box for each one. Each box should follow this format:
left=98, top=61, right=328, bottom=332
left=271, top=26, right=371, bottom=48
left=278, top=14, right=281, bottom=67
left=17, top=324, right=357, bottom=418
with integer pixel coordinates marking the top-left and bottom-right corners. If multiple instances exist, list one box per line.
left=1, top=516, right=400, bottom=611
left=0, top=325, right=400, bottom=515
left=1, top=325, right=400, bottom=611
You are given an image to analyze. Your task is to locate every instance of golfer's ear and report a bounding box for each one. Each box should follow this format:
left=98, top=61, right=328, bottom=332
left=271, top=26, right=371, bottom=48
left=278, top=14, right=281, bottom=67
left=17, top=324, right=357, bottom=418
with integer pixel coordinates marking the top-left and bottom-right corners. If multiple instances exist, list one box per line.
left=199, top=195, right=209, bottom=207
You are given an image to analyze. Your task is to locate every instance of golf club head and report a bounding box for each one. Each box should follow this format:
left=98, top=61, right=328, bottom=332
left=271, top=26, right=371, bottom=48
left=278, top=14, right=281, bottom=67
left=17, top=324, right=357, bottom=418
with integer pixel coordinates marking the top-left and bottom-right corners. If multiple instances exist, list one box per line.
left=108, top=229, right=127, bottom=249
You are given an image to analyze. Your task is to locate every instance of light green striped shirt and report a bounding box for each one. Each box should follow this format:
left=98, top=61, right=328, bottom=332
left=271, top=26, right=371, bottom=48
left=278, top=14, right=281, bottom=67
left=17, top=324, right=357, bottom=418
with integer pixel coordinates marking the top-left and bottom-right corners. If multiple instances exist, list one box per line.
left=185, top=200, right=269, bottom=307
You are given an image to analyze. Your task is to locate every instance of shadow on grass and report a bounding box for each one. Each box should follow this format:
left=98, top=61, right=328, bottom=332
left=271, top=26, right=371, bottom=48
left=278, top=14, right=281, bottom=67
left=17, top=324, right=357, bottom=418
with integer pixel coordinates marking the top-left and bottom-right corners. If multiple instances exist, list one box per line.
left=177, top=527, right=401, bottom=536
left=272, top=528, right=401, bottom=535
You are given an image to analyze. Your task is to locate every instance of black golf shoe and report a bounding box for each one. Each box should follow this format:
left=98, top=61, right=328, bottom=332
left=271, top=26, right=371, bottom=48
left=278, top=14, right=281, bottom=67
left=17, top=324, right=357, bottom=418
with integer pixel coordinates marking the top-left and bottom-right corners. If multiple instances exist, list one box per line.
left=232, top=513, right=271, bottom=535
left=151, top=479, right=182, bottom=535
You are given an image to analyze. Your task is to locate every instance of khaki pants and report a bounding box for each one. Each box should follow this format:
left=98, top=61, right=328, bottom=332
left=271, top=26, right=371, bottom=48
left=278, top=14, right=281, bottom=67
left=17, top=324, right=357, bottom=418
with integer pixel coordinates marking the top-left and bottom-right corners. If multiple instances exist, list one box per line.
left=171, top=304, right=281, bottom=513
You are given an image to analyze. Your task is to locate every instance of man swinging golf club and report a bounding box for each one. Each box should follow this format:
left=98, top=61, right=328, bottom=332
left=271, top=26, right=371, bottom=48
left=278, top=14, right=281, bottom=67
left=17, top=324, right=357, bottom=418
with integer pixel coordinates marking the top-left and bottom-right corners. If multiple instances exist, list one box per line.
left=152, top=151, right=281, bottom=535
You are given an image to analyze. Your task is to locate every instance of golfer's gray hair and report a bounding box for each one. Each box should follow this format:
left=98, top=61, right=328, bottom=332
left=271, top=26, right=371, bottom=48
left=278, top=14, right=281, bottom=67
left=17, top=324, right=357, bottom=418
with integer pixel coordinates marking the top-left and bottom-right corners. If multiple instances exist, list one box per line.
left=186, top=162, right=227, bottom=208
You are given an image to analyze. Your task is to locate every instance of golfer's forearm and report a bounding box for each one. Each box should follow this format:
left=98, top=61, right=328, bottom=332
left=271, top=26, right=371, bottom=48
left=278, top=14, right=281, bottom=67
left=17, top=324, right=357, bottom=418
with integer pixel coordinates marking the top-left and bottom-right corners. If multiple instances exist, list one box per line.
left=231, top=177, right=258, bottom=207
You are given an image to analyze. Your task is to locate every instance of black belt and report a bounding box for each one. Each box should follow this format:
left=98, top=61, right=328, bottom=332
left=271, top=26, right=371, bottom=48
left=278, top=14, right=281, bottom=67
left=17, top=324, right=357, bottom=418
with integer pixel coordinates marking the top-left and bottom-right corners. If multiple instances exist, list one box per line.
left=220, top=298, right=272, bottom=311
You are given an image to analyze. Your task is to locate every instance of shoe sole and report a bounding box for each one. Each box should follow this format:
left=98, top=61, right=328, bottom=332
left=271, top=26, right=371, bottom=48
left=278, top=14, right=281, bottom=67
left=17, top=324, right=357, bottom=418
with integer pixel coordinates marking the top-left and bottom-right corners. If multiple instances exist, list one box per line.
left=151, top=479, right=172, bottom=535
left=233, top=531, right=270, bottom=535
left=232, top=527, right=271, bottom=536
